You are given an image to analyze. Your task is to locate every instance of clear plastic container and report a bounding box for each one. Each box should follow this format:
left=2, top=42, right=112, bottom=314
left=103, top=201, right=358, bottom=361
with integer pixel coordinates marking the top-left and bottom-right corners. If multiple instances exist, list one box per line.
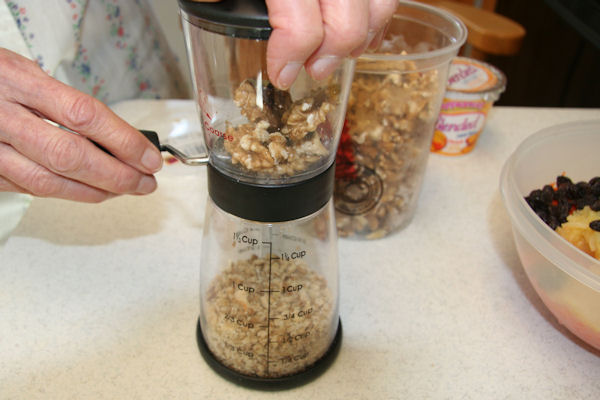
left=499, top=120, right=600, bottom=350
left=180, top=1, right=354, bottom=185
left=198, top=192, right=341, bottom=382
left=431, top=57, right=506, bottom=156
left=334, top=1, right=467, bottom=239
left=178, top=1, right=348, bottom=387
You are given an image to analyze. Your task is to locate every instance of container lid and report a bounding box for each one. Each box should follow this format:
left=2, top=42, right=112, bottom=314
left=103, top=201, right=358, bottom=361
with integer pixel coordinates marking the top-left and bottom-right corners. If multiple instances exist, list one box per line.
left=178, top=0, right=271, bottom=40
left=446, top=57, right=506, bottom=96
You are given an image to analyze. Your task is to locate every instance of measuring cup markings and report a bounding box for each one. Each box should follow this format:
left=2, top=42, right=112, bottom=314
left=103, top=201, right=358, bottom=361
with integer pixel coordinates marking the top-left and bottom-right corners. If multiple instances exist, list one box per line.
left=223, top=312, right=255, bottom=329
left=202, top=234, right=334, bottom=378
left=221, top=339, right=255, bottom=360
left=233, top=231, right=259, bottom=246
left=280, top=250, right=307, bottom=261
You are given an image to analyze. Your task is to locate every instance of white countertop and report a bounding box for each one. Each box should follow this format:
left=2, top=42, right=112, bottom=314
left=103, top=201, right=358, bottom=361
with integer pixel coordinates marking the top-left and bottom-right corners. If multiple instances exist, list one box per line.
left=2, top=102, right=600, bottom=399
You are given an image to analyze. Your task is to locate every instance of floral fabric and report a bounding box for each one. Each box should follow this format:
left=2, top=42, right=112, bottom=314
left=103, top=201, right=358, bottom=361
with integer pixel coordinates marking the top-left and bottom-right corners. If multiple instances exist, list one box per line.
left=5, top=0, right=189, bottom=104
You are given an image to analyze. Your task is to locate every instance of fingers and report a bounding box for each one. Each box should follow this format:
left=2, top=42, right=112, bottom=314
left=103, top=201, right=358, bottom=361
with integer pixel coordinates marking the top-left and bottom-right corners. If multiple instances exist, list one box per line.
left=266, top=0, right=398, bottom=88
left=0, top=48, right=160, bottom=201
left=0, top=175, right=28, bottom=194
left=304, top=0, right=370, bottom=79
left=0, top=102, right=158, bottom=197
left=0, top=142, right=115, bottom=203
left=361, top=0, right=398, bottom=53
left=265, top=0, right=324, bottom=89
left=0, top=49, right=162, bottom=176
left=266, top=0, right=369, bottom=87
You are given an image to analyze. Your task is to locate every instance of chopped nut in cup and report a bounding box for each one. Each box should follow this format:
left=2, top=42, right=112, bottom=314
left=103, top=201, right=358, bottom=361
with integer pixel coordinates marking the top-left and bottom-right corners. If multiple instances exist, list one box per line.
left=201, top=255, right=336, bottom=378
left=334, top=1, right=467, bottom=239
left=223, top=79, right=339, bottom=178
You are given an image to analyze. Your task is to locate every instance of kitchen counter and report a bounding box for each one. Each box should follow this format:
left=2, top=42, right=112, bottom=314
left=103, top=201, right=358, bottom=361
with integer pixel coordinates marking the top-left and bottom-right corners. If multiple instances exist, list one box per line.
left=2, top=102, right=600, bottom=399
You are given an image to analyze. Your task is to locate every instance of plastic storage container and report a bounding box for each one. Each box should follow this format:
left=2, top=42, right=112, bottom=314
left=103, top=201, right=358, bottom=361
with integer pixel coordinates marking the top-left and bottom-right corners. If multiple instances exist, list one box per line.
left=431, top=57, right=506, bottom=156
left=334, top=1, right=467, bottom=239
left=198, top=192, right=341, bottom=382
left=499, top=120, right=600, bottom=350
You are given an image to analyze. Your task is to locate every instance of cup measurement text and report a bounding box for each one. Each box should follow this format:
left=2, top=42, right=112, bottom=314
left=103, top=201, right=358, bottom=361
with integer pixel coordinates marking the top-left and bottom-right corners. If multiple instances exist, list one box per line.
left=233, top=232, right=259, bottom=246
left=278, top=331, right=311, bottom=344
left=282, top=307, right=313, bottom=320
left=232, top=281, right=255, bottom=293
left=224, top=313, right=254, bottom=329
left=222, top=339, right=254, bottom=359
left=280, top=250, right=307, bottom=260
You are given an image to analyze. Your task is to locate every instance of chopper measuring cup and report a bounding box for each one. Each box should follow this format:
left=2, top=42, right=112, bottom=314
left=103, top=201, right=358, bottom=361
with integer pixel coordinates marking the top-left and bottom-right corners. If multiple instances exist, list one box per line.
left=177, top=0, right=353, bottom=389
left=198, top=164, right=341, bottom=386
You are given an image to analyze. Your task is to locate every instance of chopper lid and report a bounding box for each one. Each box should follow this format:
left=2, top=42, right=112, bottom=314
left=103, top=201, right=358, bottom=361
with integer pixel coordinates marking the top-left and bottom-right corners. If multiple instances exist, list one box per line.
left=178, top=0, right=271, bottom=40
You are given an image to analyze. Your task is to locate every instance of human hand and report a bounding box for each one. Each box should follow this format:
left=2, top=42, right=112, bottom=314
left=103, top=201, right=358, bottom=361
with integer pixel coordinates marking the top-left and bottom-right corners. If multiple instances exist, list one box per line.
left=266, top=0, right=398, bottom=88
left=0, top=48, right=163, bottom=203
left=190, top=0, right=398, bottom=89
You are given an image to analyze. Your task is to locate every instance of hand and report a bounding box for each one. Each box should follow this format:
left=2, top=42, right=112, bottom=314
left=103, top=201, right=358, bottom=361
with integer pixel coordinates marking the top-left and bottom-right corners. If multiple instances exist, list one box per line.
left=0, top=48, right=163, bottom=203
left=191, top=0, right=398, bottom=89
left=266, top=0, right=398, bottom=88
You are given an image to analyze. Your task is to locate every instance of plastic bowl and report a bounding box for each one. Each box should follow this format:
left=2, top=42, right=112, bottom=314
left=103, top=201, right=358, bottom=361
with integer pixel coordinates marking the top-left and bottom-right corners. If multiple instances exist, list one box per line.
left=499, top=120, right=600, bottom=350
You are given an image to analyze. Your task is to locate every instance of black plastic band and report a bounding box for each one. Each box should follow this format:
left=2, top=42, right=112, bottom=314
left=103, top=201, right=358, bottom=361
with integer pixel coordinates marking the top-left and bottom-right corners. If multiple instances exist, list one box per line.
left=207, top=163, right=336, bottom=222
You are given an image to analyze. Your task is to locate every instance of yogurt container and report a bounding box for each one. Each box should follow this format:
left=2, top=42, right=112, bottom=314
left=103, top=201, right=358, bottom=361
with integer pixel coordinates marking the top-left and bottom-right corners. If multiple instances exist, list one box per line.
left=431, top=57, right=506, bottom=156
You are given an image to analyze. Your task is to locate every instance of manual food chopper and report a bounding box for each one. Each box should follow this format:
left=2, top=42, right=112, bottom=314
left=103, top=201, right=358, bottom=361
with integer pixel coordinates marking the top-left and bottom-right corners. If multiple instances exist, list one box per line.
left=172, top=0, right=354, bottom=389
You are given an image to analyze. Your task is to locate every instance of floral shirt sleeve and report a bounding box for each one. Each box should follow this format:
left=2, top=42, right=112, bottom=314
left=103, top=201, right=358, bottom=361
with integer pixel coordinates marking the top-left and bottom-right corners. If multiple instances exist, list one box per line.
left=5, top=0, right=189, bottom=104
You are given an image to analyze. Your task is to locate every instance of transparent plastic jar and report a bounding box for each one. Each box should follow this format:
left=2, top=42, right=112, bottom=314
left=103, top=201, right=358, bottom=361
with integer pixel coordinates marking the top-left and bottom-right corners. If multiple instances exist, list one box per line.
left=179, top=0, right=354, bottom=185
left=334, top=1, right=467, bottom=239
left=177, top=0, right=348, bottom=388
left=431, top=57, right=506, bottom=156
left=197, top=166, right=341, bottom=385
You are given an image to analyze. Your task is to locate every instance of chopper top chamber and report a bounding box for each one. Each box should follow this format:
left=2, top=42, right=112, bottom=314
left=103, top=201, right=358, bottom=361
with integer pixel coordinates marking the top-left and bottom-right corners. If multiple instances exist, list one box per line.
left=178, top=0, right=354, bottom=185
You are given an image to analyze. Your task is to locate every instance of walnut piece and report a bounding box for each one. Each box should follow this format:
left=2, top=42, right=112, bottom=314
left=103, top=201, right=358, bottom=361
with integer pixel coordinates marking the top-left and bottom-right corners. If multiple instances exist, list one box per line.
left=201, top=255, right=335, bottom=378
left=224, top=79, right=337, bottom=177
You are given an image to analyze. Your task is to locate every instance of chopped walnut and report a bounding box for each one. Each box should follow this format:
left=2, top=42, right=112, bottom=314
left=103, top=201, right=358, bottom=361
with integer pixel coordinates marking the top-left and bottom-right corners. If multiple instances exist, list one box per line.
left=224, top=79, right=337, bottom=177
left=201, top=255, right=335, bottom=378
left=334, top=58, right=443, bottom=239
left=283, top=99, right=333, bottom=142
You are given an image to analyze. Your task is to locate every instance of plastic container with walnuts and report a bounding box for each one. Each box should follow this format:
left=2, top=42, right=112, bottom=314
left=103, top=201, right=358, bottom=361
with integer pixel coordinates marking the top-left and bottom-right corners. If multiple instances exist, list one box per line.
left=334, top=1, right=467, bottom=239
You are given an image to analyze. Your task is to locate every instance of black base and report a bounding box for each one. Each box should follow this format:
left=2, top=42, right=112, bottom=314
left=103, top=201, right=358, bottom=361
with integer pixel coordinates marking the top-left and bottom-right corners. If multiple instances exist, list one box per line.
left=196, top=318, right=342, bottom=391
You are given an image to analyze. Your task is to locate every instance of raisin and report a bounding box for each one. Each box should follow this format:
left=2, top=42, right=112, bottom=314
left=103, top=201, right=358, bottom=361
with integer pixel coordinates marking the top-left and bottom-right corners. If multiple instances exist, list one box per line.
left=556, top=175, right=573, bottom=186
left=525, top=175, right=600, bottom=231
left=576, top=194, right=597, bottom=209
left=541, top=185, right=554, bottom=203
left=591, top=180, right=600, bottom=197
left=571, top=181, right=591, bottom=198
left=557, top=198, right=570, bottom=221
left=590, top=220, right=600, bottom=232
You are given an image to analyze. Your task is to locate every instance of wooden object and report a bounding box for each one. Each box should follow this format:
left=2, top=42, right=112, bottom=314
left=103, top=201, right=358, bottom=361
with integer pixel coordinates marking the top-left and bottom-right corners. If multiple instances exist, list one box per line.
left=418, top=0, right=526, bottom=56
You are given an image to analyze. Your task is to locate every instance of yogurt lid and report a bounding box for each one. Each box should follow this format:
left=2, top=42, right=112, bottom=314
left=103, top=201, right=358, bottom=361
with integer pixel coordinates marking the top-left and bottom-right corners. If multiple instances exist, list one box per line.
left=446, top=57, right=506, bottom=96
